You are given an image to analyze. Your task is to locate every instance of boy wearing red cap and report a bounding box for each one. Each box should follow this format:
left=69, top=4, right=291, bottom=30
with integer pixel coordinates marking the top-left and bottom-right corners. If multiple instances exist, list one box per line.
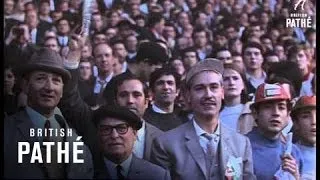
left=291, top=96, right=316, bottom=179
left=246, top=83, right=303, bottom=180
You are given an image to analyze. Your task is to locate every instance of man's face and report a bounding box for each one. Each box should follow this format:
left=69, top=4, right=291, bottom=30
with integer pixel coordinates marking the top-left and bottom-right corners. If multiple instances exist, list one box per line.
left=274, top=45, right=285, bottom=59
left=294, top=108, right=316, bottom=146
left=116, top=80, right=148, bottom=118
left=25, top=10, right=38, bottom=28
left=292, top=50, right=309, bottom=72
left=25, top=71, right=64, bottom=111
left=51, top=12, right=63, bottom=22
left=183, top=51, right=198, bottom=70
left=226, top=27, right=237, bottom=39
left=187, top=71, right=224, bottom=118
left=194, top=31, right=207, bottom=48
left=178, top=12, right=189, bottom=26
left=215, top=35, right=227, bottom=48
left=93, top=34, right=107, bottom=45
left=4, top=0, right=14, bottom=15
left=81, top=45, right=92, bottom=58
left=163, top=26, right=176, bottom=39
left=92, top=14, right=103, bottom=29
left=79, top=62, right=92, bottom=81
left=243, top=47, right=263, bottom=71
left=4, top=68, right=15, bottom=93
left=113, top=43, right=128, bottom=62
left=125, top=35, right=138, bottom=52
left=44, top=39, right=60, bottom=52
left=94, top=44, right=114, bottom=74
left=261, top=38, right=273, bottom=51
left=171, top=59, right=185, bottom=75
left=57, top=19, right=70, bottom=35
left=216, top=50, right=232, bottom=64
left=223, top=69, right=244, bottom=98
left=232, top=56, right=244, bottom=71
left=39, top=2, right=50, bottom=15
left=105, top=28, right=117, bottom=40
left=109, top=12, right=120, bottom=26
left=254, top=100, right=289, bottom=136
left=153, top=75, right=179, bottom=107
left=98, top=118, right=137, bottom=162
left=249, top=25, right=262, bottom=38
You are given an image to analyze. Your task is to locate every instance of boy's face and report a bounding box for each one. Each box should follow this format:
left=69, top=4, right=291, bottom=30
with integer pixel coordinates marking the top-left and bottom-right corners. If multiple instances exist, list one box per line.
left=294, top=108, right=316, bottom=146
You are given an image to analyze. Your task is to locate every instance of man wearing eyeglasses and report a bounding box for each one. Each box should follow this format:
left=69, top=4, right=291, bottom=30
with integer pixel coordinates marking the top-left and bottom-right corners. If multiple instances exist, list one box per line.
left=93, top=105, right=171, bottom=179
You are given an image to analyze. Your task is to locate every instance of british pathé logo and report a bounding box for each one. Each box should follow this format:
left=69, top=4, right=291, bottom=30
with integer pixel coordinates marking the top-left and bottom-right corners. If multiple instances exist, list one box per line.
left=286, top=0, right=313, bottom=28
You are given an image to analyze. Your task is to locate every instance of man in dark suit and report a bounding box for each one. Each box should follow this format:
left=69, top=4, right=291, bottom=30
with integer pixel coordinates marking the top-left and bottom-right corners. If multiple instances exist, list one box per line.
left=93, top=105, right=170, bottom=179
left=25, top=9, right=52, bottom=45
left=151, top=59, right=256, bottom=180
left=4, top=48, right=93, bottom=179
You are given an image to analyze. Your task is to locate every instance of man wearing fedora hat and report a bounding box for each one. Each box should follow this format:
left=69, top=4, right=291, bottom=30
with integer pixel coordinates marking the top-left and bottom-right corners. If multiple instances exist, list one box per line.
left=291, top=96, right=316, bottom=179
left=4, top=48, right=93, bottom=179
left=246, top=83, right=303, bottom=180
left=151, top=59, right=256, bottom=180
left=93, top=105, right=170, bottom=179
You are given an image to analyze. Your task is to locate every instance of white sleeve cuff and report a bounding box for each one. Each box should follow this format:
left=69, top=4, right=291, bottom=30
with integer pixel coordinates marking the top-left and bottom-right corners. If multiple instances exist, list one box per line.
left=64, top=61, right=79, bottom=69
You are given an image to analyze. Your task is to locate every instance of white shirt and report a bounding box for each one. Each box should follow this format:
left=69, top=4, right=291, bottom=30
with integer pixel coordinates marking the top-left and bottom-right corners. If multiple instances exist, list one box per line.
left=246, top=71, right=266, bottom=89
left=57, top=36, right=69, bottom=47
left=132, top=120, right=146, bottom=159
left=220, top=104, right=244, bottom=131
left=296, top=143, right=316, bottom=179
left=300, top=73, right=314, bottom=96
left=152, top=104, right=168, bottom=114
left=193, top=119, right=220, bottom=154
left=104, top=0, right=114, bottom=8
left=93, top=73, right=113, bottom=94
left=127, top=52, right=137, bottom=59
left=104, top=154, right=132, bottom=179
left=30, top=28, right=37, bottom=44
left=121, top=61, right=128, bottom=73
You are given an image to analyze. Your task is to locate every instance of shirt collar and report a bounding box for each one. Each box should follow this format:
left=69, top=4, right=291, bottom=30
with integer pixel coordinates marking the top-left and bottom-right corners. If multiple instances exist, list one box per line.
left=25, top=106, right=55, bottom=129
left=104, top=154, right=132, bottom=177
left=136, top=120, right=146, bottom=141
left=152, top=103, right=168, bottom=114
left=96, top=72, right=113, bottom=83
left=192, top=118, right=220, bottom=137
left=245, top=71, right=266, bottom=80
left=121, top=62, right=128, bottom=73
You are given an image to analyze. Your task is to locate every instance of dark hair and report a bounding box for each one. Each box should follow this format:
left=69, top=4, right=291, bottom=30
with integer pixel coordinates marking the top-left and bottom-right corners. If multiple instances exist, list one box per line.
left=242, top=42, right=264, bottom=55
left=149, top=66, right=181, bottom=91
left=182, top=46, right=199, bottom=60
left=147, top=12, right=164, bottom=28
left=267, top=61, right=303, bottom=98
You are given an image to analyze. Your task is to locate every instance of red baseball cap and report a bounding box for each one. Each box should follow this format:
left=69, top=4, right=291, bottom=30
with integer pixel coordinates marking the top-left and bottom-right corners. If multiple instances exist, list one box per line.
left=251, top=83, right=291, bottom=108
left=291, top=96, right=316, bottom=119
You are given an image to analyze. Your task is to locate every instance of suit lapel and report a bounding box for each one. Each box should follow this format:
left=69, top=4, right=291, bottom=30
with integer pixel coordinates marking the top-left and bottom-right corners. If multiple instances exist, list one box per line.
left=144, top=122, right=154, bottom=160
left=219, top=125, right=236, bottom=179
left=16, top=110, right=39, bottom=143
left=127, top=156, right=142, bottom=179
left=184, top=122, right=207, bottom=179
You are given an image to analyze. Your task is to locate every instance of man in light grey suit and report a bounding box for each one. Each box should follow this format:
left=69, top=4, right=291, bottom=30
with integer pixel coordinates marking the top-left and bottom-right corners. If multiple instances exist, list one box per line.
left=93, top=105, right=170, bottom=180
left=4, top=48, right=93, bottom=179
left=151, top=59, right=256, bottom=180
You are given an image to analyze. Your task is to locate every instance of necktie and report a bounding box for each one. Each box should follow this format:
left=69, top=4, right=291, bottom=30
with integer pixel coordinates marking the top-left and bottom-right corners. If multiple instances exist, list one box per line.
left=43, top=120, right=51, bottom=142
left=116, top=165, right=125, bottom=180
left=202, top=133, right=215, bottom=158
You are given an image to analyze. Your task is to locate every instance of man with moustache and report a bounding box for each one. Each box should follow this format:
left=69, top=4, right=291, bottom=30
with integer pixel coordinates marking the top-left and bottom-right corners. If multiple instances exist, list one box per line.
left=151, top=59, right=256, bottom=180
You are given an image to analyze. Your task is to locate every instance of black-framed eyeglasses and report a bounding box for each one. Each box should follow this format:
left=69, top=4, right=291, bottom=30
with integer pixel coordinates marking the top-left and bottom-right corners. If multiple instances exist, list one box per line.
left=99, top=123, right=129, bottom=135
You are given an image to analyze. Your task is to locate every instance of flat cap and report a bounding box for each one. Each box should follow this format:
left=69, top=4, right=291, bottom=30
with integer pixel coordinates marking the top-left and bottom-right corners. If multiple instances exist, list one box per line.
left=93, top=105, right=142, bottom=130
left=185, top=58, right=224, bottom=85
left=20, top=48, right=71, bottom=83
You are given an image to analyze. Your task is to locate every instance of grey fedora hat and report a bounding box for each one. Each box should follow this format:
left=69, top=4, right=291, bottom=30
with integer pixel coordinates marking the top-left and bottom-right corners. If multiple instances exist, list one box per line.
left=20, top=48, right=71, bottom=83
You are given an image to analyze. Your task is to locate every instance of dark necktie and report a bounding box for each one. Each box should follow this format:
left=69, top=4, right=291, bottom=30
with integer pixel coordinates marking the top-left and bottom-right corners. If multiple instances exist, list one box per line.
left=43, top=120, right=51, bottom=142
left=116, top=165, right=125, bottom=180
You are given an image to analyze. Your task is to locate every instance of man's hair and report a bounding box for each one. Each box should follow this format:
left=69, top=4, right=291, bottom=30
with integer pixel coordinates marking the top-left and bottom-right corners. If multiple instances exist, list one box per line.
left=149, top=66, right=181, bottom=91
left=147, top=12, right=164, bottom=28
left=182, top=46, right=199, bottom=60
left=102, top=73, right=149, bottom=106
left=287, top=44, right=309, bottom=61
left=242, top=42, right=264, bottom=55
